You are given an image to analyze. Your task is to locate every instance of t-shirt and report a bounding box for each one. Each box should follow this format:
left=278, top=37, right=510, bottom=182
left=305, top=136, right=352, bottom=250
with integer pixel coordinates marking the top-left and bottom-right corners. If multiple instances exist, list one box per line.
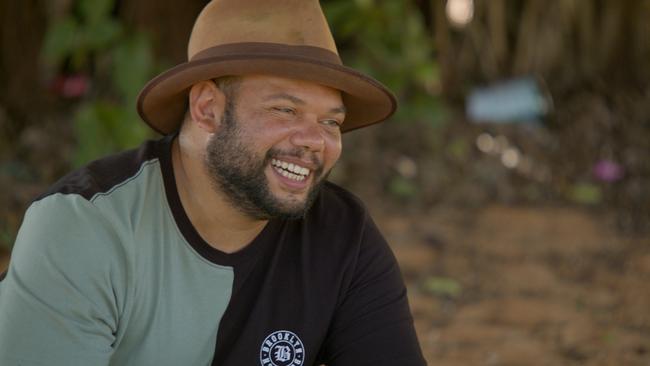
left=0, top=136, right=426, bottom=366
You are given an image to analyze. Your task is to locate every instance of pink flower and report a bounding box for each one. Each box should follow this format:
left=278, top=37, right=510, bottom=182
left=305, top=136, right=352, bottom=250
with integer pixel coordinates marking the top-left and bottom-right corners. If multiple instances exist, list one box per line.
left=593, top=160, right=624, bottom=182
left=50, top=74, right=89, bottom=98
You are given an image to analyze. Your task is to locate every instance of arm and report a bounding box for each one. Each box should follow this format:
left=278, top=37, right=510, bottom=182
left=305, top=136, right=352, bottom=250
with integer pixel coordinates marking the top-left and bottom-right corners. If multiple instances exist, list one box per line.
left=0, top=194, right=124, bottom=366
left=319, top=216, right=426, bottom=366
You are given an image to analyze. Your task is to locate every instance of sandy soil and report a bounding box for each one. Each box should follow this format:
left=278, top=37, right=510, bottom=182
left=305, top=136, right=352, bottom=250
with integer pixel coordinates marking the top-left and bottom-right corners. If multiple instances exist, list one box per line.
left=377, top=204, right=650, bottom=365
left=2, top=204, right=649, bottom=365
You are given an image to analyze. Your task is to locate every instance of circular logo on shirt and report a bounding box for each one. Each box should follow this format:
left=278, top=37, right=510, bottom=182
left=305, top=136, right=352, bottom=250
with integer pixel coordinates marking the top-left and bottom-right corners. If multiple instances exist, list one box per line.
left=259, top=330, right=305, bottom=366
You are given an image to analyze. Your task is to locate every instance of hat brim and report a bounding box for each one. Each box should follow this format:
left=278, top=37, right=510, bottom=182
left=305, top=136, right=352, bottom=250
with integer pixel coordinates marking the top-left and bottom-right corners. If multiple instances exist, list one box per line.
left=137, top=53, right=397, bottom=134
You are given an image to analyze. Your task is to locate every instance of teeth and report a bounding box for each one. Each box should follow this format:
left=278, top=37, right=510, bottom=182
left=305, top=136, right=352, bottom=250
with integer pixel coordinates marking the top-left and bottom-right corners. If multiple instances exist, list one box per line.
left=273, top=166, right=306, bottom=181
left=271, top=158, right=311, bottom=178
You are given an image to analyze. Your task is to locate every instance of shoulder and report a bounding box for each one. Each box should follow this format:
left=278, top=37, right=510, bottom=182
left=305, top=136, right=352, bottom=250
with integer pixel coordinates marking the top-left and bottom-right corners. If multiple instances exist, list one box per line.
left=300, top=181, right=390, bottom=266
left=306, top=181, right=371, bottom=230
left=12, top=137, right=171, bottom=280
left=36, top=138, right=165, bottom=202
left=15, top=193, right=121, bottom=272
left=312, top=181, right=398, bottom=266
left=320, top=181, right=366, bottom=208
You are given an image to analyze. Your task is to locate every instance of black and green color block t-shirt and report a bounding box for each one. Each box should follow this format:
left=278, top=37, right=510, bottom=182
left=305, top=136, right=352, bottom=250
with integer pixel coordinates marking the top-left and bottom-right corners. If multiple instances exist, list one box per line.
left=0, top=136, right=425, bottom=366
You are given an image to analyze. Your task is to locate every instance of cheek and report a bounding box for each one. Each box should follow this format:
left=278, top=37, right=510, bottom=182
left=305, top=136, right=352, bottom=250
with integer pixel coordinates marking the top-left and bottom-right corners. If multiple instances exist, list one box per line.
left=324, top=137, right=342, bottom=167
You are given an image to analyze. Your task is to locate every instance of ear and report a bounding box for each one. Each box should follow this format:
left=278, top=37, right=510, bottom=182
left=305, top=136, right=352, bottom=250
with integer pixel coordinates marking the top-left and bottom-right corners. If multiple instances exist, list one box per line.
left=188, top=80, right=226, bottom=133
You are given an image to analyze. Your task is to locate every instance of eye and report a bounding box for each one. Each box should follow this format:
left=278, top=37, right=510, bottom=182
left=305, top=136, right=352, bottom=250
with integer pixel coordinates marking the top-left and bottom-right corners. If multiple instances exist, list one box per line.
left=320, top=119, right=342, bottom=128
left=272, top=106, right=296, bottom=115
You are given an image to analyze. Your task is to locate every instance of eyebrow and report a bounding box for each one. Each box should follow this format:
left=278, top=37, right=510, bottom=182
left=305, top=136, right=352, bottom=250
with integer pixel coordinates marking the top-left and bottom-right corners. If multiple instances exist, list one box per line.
left=265, top=93, right=347, bottom=115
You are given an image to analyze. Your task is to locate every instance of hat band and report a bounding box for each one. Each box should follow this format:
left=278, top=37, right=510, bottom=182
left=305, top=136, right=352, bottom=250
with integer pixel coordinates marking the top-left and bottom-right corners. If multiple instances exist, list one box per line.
left=190, top=42, right=343, bottom=65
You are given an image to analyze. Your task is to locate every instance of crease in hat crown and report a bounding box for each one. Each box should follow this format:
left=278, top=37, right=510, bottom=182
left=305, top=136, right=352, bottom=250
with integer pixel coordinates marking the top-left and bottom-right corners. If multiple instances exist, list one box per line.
left=136, top=0, right=397, bottom=135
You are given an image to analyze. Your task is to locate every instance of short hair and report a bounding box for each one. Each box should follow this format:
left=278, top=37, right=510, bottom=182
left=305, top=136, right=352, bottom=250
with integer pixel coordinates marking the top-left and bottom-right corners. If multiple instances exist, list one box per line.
left=213, top=75, right=242, bottom=100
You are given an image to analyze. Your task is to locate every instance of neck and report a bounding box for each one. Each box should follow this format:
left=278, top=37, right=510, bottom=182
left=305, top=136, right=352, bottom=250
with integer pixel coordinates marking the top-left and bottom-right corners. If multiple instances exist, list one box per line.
left=171, top=136, right=267, bottom=254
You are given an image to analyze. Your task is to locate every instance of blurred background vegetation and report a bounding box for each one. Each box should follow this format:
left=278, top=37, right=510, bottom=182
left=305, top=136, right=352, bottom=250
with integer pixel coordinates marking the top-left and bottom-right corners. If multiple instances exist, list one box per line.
left=1, top=0, right=649, bottom=363
left=1, top=0, right=648, bottom=242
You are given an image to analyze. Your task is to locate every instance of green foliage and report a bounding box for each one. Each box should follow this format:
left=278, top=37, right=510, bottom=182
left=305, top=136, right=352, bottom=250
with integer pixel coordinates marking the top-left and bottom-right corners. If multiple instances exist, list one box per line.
left=388, top=176, right=418, bottom=199
left=42, top=0, right=156, bottom=166
left=446, top=137, right=471, bottom=161
left=42, top=0, right=123, bottom=70
left=323, top=0, right=443, bottom=126
left=42, top=18, right=81, bottom=67
left=422, top=276, right=462, bottom=298
left=0, top=223, right=13, bottom=250
left=568, top=183, right=602, bottom=205
left=78, top=0, right=114, bottom=25
left=73, top=101, right=149, bottom=166
left=112, top=33, right=154, bottom=102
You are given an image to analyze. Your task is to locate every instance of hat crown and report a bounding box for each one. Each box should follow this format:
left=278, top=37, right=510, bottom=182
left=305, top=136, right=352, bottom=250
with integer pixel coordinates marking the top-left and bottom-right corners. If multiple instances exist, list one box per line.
left=138, top=0, right=396, bottom=136
left=188, top=0, right=338, bottom=60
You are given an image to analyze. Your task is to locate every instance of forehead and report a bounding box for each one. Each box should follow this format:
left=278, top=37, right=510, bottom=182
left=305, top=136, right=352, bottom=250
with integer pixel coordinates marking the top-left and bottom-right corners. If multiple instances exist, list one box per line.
left=236, top=74, right=344, bottom=106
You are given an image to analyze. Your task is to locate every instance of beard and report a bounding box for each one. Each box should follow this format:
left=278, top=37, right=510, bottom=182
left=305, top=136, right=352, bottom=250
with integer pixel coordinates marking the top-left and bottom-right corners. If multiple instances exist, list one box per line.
left=204, top=99, right=327, bottom=220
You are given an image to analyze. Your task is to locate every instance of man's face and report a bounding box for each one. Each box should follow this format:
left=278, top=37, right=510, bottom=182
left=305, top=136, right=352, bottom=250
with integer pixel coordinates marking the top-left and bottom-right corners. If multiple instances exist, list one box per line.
left=205, top=75, right=345, bottom=219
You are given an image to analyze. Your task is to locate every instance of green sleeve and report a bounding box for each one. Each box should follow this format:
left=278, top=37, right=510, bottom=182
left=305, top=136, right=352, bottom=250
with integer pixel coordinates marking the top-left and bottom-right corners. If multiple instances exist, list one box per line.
left=0, top=193, right=126, bottom=366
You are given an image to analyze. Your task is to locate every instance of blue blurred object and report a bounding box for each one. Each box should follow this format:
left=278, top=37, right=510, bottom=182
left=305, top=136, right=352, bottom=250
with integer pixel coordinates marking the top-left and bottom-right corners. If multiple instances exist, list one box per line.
left=466, top=77, right=552, bottom=123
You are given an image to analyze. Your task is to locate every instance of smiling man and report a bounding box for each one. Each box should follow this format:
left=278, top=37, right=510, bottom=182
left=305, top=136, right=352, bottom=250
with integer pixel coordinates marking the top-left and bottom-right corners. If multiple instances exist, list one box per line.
left=0, top=1, right=426, bottom=365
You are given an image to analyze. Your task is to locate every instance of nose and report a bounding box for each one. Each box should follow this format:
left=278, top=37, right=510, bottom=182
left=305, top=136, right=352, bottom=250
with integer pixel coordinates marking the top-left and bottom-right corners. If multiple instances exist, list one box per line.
left=289, top=119, right=325, bottom=152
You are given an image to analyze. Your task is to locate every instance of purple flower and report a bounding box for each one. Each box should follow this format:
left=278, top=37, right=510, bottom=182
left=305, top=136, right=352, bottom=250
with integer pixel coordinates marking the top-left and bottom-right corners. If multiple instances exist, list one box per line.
left=593, top=160, right=624, bottom=182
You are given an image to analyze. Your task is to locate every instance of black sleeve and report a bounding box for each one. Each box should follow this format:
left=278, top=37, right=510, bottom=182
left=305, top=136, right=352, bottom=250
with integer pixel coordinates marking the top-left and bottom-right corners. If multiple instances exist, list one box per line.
left=319, top=216, right=427, bottom=366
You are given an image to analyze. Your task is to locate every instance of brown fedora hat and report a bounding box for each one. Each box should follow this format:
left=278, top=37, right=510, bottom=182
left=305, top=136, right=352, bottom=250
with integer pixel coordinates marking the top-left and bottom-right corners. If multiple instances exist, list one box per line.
left=136, top=0, right=397, bottom=135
